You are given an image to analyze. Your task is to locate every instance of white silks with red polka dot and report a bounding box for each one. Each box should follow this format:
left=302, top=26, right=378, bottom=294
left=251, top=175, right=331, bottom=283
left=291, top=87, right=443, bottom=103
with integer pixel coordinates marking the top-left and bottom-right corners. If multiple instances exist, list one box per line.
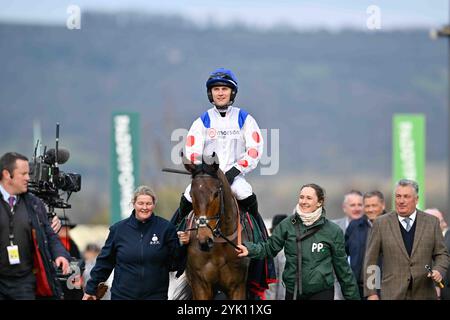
left=183, top=106, right=263, bottom=201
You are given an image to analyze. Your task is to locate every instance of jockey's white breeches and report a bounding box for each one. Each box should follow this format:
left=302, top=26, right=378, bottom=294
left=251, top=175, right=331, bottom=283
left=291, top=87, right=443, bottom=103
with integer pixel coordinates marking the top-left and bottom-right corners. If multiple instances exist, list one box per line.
left=183, top=175, right=252, bottom=202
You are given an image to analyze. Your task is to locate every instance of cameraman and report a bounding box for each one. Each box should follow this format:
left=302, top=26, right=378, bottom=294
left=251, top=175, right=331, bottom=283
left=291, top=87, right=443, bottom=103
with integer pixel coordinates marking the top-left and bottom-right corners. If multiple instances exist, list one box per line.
left=0, top=152, right=70, bottom=300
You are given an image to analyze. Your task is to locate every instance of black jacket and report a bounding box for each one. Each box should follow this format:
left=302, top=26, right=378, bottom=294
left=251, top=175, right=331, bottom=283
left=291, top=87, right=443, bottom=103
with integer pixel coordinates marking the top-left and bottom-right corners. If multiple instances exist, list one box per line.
left=345, top=215, right=371, bottom=284
left=85, top=212, right=181, bottom=300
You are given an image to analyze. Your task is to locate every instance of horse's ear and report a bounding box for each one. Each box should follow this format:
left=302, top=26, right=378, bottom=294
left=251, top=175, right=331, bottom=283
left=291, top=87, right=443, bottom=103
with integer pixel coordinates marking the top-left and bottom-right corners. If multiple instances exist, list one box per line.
left=201, top=153, right=219, bottom=172
left=181, top=150, right=196, bottom=173
left=184, top=161, right=196, bottom=173
left=210, top=152, right=219, bottom=172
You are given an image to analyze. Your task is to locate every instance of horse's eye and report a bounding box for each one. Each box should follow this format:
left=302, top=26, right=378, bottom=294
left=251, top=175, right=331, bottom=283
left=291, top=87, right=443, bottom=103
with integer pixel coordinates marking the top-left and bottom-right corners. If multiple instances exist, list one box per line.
left=213, top=191, right=219, bottom=198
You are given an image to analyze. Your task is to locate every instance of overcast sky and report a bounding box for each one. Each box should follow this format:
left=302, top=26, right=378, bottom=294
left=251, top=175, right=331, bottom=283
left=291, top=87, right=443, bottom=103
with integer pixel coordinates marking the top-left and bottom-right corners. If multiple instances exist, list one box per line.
left=1, top=0, right=448, bottom=30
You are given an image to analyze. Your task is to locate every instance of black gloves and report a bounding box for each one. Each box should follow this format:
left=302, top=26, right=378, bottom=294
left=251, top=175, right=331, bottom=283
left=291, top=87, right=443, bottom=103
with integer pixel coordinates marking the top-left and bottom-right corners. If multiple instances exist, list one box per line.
left=225, top=167, right=241, bottom=185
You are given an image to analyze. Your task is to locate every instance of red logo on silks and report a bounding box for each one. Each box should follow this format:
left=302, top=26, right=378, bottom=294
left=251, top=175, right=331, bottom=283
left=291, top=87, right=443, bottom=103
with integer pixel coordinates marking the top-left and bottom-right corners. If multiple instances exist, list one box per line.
left=252, top=131, right=260, bottom=143
left=207, top=128, right=217, bottom=139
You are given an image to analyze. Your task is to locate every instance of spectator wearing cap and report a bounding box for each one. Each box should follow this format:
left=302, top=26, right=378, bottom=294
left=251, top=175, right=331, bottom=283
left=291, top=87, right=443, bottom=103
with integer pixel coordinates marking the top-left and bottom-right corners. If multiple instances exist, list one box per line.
left=58, top=216, right=80, bottom=259
left=57, top=216, right=83, bottom=300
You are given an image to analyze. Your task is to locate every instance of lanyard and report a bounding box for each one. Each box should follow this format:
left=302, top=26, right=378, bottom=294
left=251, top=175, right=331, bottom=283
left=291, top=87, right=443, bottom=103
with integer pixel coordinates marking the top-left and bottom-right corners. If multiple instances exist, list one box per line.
left=2, top=198, right=16, bottom=246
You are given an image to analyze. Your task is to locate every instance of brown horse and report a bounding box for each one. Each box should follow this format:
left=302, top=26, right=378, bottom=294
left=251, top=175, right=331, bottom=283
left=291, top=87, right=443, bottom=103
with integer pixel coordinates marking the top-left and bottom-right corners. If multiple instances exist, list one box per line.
left=182, top=158, right=250, bottom=300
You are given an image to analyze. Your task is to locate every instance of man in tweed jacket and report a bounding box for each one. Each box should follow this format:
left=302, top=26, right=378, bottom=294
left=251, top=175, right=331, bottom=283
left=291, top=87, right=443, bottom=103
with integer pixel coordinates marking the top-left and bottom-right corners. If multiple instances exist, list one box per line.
left=363, top=179, right=450, bottom=300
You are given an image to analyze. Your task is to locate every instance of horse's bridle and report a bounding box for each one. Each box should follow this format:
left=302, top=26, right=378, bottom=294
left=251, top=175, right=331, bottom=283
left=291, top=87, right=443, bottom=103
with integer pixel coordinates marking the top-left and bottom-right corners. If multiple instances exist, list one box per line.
left=185, top=173, right=240, bottom=250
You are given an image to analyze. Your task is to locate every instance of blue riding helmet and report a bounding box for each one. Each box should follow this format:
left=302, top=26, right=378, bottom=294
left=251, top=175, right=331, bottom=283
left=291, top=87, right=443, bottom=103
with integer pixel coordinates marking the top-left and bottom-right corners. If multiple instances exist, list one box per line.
left=206, top=68, right=238, bottom=104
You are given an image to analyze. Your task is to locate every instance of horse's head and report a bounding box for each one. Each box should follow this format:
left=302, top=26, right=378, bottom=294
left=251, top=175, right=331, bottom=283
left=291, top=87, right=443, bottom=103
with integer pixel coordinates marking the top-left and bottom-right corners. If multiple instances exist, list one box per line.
left=184, top=153, right=223, bottom=252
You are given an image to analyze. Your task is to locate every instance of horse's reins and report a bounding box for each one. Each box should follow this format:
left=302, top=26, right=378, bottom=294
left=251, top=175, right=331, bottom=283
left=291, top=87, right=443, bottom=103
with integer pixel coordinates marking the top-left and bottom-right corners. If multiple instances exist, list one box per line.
left=209, top=188, right=241, bottom=250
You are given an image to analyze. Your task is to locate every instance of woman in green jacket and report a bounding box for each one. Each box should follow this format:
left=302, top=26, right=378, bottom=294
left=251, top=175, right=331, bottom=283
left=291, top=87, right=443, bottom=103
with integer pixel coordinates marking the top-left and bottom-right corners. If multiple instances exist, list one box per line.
left=237, top=183, right=360, bottom=300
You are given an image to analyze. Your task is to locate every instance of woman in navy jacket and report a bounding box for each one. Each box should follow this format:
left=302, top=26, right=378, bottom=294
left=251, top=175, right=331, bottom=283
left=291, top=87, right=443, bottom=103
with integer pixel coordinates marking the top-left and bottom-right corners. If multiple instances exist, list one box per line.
left=83, top=186, right=181, bottom=300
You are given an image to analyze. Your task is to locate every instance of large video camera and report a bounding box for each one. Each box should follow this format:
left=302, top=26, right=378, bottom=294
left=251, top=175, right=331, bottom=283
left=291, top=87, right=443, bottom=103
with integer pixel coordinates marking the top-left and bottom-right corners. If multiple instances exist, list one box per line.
left=28, top=123, right=81, bottom=211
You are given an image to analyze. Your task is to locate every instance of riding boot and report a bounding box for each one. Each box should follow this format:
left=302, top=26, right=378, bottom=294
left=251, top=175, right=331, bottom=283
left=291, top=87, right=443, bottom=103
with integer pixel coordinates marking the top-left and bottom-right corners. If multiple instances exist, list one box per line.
left=176, top=194, right=193, bottom=225
left=238, top=193, right=258, bottom=217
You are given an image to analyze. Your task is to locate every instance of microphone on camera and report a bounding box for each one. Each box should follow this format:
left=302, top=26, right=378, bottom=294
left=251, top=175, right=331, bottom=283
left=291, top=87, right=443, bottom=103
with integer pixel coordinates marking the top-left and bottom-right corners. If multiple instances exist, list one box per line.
left=44, top=148, right=70, bottom=165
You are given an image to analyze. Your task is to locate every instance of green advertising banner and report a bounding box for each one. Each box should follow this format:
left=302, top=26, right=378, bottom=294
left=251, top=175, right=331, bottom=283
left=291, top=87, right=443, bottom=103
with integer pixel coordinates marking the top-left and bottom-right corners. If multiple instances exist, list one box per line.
left=392, top=114, right=425, bottom=209
left=111, top=112, right=140, bottom=223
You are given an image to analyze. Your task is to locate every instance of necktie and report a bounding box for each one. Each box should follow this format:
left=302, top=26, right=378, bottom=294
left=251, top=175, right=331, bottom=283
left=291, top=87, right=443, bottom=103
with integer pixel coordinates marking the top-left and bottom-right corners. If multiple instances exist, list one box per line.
left=404, top=217, right=412, bottom=232
left=8, top=196, right=15, bottom=209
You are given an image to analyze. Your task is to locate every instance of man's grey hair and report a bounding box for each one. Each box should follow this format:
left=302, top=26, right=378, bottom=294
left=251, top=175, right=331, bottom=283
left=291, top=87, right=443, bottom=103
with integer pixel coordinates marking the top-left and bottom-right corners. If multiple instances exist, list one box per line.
left=343, top=190, right=363, bottom=204
left=396, top=179, right=419, bottom=196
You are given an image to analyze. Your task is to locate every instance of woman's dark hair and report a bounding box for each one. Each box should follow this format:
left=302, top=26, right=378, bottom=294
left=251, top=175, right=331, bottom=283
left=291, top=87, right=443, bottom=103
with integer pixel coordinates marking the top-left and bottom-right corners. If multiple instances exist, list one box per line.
left=300, top=183, right=326, bottom=205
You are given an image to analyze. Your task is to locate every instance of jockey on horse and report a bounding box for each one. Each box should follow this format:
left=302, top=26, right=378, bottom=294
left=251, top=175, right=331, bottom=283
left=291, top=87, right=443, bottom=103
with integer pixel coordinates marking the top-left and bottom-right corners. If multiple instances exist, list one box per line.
left=172, top=68, right=275, bottom=299
left=174, top=67, right=264, bottom=227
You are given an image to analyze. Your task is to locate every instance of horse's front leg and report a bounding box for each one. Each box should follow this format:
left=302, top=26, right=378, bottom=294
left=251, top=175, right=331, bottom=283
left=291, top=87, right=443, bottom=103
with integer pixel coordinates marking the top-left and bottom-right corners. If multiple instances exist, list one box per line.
left=226, top=282, right=247, bottom=300
left=190, top=281, right=214, bottom=300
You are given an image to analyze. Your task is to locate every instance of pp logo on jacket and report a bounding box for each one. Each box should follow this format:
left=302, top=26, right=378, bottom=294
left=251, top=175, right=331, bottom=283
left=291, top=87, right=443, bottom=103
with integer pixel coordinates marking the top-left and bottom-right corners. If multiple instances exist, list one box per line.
left=312, top=243, right=324, bottom=252
left=149, top=234, right=160, bottom=245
